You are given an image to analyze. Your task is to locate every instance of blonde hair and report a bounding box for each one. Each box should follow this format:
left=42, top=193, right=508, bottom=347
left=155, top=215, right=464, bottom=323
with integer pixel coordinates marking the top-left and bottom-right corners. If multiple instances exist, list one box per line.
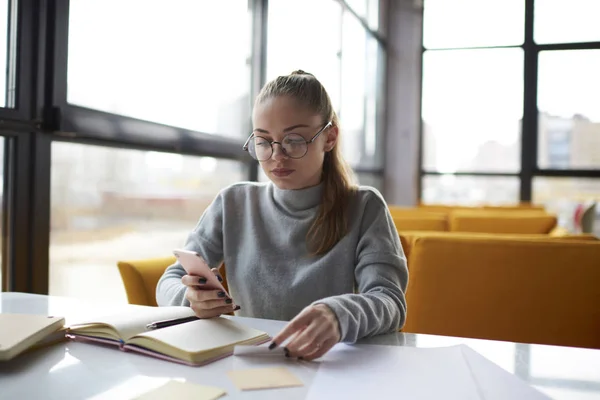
left=255, top=70, right=357, bottom=255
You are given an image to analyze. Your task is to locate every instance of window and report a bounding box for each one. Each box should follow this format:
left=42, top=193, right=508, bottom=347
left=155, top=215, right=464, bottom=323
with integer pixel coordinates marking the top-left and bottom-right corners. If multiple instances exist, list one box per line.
left=533, top=177, right=600, bottom=235
left=49, top=142, right=245, bottom=302
left=422, top=48, right=523, bottom=173
left=266, top=0, right=342, bottom=112
left=345, top=0, right=379, bottom=31
left=534, top=0, right=600, bottom=44
left=0, top=0, right=16, bottom=108
left=422, top=175, right=520, bottom=205
left=0, top=138, right=4, bottom=289
left=423, top=0, right=524, bottom=49
left=537, top=50, right=600, bottom=169
left=340, top=11, right=367, bottom=166
left=67, top=0, right=252, bottom=138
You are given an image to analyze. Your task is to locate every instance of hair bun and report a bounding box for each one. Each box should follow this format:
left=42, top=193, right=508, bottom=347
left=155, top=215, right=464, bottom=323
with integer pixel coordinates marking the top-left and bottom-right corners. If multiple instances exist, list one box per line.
left=291, top=69, right=313, bottom=77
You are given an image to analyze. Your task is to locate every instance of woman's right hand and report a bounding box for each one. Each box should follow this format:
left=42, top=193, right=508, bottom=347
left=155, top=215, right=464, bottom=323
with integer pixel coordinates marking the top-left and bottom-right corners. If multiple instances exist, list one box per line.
left=181, top=269, right=237, bottom=318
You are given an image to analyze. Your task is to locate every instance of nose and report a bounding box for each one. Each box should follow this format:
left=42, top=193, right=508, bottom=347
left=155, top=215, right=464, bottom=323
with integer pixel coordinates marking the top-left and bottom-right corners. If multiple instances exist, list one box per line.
left=270, top=142, right=288, bottom=161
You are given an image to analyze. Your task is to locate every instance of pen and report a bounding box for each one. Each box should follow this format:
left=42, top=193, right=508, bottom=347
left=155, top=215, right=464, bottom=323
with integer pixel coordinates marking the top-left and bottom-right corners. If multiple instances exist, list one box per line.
left=145, top=316, right=199, bottom=330
left=145, top=306, right=241, bottom=330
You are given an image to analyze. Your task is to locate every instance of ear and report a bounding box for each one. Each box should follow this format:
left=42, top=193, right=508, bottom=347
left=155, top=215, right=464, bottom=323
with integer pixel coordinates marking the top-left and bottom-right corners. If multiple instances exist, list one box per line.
left=323, top=125, right=338, bottom=152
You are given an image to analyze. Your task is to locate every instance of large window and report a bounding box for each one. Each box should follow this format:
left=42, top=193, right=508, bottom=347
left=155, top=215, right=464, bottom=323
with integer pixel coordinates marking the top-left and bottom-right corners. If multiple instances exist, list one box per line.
left=421, top=0, right=600, bottom=226
left=49, top=143, right=245, bottom=302
left=67, top=0, right=252, bottom=138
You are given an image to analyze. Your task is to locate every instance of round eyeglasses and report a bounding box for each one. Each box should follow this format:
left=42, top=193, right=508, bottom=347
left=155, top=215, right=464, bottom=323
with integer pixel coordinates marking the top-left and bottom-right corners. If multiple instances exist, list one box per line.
left=243, top=122, right=332, bottom=161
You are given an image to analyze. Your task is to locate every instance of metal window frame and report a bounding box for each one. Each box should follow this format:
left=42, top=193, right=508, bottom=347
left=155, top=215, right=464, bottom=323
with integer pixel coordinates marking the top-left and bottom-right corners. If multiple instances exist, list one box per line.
left=419, top=0, right=600, bottom=204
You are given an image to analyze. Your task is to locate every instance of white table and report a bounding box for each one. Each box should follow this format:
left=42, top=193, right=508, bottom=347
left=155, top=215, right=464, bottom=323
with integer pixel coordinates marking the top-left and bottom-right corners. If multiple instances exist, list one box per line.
left=1, top=293, right=599, bottom=400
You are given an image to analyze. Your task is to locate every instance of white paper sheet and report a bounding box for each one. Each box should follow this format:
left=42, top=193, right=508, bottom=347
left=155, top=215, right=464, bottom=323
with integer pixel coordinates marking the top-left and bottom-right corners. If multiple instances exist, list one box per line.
left=461, top=345, right=551, bottom=400
left=305, top=344, right=481, bottom=400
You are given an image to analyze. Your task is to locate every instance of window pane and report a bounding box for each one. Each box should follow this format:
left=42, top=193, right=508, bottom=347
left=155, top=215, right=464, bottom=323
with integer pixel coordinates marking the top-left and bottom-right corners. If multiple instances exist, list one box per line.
left=266, top=0, right=341, bottom=111
left=49, top=143, right=245, bottom=302
left=422, top=175, right=520, bottom=205
left=423, top=0, right=524, bottom=49
left=0, top=138, right=4, bottom=290
left=345, top=0, right=379, bottom=30
left=341, top=12, right=366, bottom=167
left=0, top=0, right=15, bottom=108
left=422, top=49, right=523, bottom=173
left=67, top=1, right=251, bottom=138
left=535, top=0, right=600, bottom=44
left=537, top=50, right=600, bottom=169
left=533, top=177, right=600, bottom=235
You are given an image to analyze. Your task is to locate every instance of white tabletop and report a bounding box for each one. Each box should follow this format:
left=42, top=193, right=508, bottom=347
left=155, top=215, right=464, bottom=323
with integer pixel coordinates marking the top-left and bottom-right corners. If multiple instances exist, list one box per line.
left=1, top=292, right=599, bottom=400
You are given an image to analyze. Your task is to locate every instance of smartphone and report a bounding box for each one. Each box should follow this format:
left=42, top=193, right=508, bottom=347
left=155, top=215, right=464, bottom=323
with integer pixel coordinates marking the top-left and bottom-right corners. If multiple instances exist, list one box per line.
left=173, top=249, right=228, bottom=294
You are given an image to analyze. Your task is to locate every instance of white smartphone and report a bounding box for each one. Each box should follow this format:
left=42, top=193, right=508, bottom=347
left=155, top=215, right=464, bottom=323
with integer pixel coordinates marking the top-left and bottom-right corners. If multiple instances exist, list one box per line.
left=173, top=249, right=228, bottom=294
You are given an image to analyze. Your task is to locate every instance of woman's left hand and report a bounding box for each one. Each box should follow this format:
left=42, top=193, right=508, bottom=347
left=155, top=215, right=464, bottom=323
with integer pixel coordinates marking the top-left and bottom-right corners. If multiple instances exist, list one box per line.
left=270, top=304, right=341, bottom=361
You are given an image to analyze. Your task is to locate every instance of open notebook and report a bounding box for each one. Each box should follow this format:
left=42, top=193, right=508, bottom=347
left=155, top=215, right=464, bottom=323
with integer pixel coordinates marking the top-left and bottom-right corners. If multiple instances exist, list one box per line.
left=0, top=314, right=66, bottom=361
left=66, top=306, right=270, bottom=366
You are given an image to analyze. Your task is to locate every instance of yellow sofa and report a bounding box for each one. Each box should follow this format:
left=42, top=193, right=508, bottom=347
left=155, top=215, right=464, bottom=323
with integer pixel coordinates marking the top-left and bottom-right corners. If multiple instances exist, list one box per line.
left=403, top=236, right=600, bottom=349
left=449, top=210, right=557, bottom=234
left=397, top=230, right=598, bottom=262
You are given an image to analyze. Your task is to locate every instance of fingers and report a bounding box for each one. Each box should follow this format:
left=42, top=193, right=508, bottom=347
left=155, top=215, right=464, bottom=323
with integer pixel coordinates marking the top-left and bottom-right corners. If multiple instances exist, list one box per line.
left=283, top=323, right=327, bottom=357
left=191, top=303, right=237, bottom=319
left=269, top=308, right=313, bottom=349
left=211, top=268, right=224, bottom=283
left=185, top=287, right=229, bottom=303
left=181, top=274, right=209, bottom=287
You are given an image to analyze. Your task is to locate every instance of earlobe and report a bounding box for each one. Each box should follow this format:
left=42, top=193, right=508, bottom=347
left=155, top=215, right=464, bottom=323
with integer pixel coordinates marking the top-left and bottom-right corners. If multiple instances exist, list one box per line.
left=324, top=126, right=338, bottom=152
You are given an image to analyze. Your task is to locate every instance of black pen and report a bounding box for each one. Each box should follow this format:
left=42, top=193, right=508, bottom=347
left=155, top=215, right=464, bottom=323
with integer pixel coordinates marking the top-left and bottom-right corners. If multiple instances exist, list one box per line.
left=145, top=316, right=199, bottom=330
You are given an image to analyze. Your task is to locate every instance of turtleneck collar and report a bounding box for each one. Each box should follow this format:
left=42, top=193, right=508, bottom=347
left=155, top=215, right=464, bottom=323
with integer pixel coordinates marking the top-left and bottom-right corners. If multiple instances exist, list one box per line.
left=271, top=182, right=324, bottom=212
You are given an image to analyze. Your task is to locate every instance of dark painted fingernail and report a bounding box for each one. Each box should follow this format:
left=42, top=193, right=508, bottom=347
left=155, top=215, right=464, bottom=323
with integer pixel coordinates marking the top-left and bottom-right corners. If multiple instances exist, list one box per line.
left=233, top=305, right=241, bottom=311
left=298, top=357, right=304, bottom=360
left=217, top=275, right=223, bottom=282
left=217, top=291, right=226, bottom=297
left=198, top=277, right=207, bottom=284
left=284, top=347, right=290, bottom=357
left=225, top=298, right=232, bottom=304
left=268, top=342, right=277, bottom=350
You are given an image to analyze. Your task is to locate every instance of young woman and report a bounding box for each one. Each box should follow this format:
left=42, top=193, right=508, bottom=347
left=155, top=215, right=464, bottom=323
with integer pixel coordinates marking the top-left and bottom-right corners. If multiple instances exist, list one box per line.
left=156, top=70, right=408, bottom=361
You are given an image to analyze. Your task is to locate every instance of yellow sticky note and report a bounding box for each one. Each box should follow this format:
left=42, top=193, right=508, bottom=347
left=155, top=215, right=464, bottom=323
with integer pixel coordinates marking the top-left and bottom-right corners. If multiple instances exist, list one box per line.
left=227, top=367, right=304, bottom=391
left=133, top=380, right=226, bottom=400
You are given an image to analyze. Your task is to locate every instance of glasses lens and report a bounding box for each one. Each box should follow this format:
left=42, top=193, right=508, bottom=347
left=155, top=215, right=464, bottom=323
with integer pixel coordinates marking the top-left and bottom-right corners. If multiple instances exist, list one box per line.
left=250, top=137, right=272, bottom=161
left=282, top=134, right=308, bottom=159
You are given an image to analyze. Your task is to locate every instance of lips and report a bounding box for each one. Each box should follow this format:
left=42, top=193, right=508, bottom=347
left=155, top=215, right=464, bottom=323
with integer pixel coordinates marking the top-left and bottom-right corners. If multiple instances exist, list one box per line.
left=271, top=168, right=294, bottom=177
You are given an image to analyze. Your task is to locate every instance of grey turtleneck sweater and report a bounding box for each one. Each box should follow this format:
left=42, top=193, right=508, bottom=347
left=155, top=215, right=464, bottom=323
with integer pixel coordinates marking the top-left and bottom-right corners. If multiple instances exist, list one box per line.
left=156, top=182, right=408, bottom=343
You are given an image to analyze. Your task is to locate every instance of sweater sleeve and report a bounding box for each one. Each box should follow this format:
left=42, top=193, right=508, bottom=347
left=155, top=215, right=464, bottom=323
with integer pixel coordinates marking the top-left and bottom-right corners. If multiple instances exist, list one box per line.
left=155, top=192, right=225, bottom=307
left=313, top=191, right=408, bottom=343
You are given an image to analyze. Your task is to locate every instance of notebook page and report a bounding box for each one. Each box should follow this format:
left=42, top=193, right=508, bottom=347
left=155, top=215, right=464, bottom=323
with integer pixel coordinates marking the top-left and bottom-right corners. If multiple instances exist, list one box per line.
left=132, top=317, right=268, bottom=353
left=69, top=306, right=196, bottom=341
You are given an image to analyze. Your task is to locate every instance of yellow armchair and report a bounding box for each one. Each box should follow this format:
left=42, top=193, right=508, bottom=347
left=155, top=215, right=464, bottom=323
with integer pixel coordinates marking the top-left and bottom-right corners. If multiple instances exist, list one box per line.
left=117, top=256, right=176, bottom=306
left=404, top=236, right=600, bottom=349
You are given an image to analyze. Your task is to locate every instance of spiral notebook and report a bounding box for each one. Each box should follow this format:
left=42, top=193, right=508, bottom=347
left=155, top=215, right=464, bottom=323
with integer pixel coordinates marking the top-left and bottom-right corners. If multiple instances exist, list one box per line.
left=66, top=306, right=270, bottom=366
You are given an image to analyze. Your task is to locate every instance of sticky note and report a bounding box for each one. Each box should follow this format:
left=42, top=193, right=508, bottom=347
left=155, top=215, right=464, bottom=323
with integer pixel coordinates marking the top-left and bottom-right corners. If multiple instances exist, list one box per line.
left=133, top=380, right=226, bottom=400
left=227, top=367, right=304, bottom=391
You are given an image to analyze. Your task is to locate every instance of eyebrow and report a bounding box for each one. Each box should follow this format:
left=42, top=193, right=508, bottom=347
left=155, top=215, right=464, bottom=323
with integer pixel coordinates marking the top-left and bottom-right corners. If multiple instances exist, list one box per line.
left=253, top=124, right=310, bottom=134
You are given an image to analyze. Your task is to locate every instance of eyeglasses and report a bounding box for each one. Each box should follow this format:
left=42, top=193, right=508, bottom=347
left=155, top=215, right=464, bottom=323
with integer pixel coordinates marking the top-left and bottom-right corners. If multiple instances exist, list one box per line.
left=243, top=121, right=332, bottom=161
